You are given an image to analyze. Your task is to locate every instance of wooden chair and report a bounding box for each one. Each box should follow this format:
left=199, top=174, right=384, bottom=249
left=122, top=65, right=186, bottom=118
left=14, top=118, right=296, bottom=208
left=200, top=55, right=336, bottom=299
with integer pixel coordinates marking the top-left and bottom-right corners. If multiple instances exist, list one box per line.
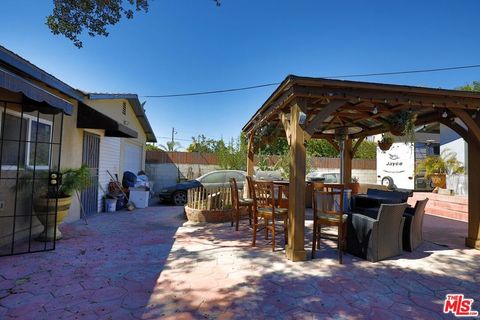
left=276, top=184, right=289, bottom=209
left=250, top=179, right=288, bottom=251
left=312, top=183, right=348, bottom=264
left=229, top=177, right=253, bottom=231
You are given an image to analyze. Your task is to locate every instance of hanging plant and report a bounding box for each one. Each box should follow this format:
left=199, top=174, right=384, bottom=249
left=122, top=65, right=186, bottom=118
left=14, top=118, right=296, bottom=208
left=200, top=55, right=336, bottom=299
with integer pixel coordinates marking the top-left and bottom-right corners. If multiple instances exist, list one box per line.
left=389, top=110, right=417, bottom=143
left=257, top=123, right=277, bottom=145
left=378, top=133, right=394, bottom=151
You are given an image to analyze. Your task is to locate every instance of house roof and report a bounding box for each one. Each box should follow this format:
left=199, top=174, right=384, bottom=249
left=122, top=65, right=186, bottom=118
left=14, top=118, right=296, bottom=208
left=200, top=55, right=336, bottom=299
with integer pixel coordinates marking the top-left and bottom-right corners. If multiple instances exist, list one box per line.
left=0, top=45, right=84, bottom=101
left=87, top=93, right=157, bottom=142
left=0, top=45, right=157, bottom=142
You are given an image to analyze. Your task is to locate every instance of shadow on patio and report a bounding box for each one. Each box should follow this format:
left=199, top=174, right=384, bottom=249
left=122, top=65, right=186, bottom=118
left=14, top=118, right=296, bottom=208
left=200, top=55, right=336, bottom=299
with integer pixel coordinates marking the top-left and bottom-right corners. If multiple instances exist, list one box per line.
left=0, top=206, right=478, bottom=319
left=140, top=213, right=480, bottom=320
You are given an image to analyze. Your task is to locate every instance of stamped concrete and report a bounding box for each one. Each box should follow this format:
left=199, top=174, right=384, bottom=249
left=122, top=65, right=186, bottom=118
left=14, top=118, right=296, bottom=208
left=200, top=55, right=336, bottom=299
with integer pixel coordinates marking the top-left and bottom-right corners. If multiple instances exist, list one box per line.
left=0, top=205, right=478, bottom=319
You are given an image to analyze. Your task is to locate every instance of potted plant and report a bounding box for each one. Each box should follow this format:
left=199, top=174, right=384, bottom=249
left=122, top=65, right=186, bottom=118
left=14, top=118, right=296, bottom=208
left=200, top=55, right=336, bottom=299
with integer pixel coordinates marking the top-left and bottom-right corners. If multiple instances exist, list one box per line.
left=389, top=110, right=417, bottom=143
left=259, top=124, right=276, bottom=144
left=377, top=133, right=394, bottom=151
left=348, top=177, right=360, bottom=194
left=20, top=166, right=91, bottom=241
left=415, top=149, right=464, bottom=189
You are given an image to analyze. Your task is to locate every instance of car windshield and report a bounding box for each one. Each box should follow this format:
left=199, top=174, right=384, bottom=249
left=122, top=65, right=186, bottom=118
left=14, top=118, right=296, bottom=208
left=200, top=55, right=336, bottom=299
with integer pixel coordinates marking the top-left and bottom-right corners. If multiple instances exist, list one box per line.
left=199, top=172, right=226, bottom=184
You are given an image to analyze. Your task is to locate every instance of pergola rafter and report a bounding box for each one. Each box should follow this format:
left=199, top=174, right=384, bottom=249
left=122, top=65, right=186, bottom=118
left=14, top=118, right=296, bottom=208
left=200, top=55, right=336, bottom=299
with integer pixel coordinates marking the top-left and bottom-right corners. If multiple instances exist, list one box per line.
left=243, top=75, right=480, bottom=261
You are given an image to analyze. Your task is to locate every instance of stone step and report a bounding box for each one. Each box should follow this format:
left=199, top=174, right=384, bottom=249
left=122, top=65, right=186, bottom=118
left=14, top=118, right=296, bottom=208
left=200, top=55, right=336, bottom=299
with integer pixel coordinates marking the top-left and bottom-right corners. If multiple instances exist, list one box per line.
left=409, top=192, right=468, bottom=222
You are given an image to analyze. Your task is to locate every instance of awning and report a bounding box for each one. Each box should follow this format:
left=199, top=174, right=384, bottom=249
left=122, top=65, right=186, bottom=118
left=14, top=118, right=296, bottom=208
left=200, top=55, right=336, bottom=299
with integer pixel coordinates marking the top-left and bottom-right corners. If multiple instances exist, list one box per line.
left=77, top=102, right=138, bottom=138
left=0, top=67, right=73, bottom=115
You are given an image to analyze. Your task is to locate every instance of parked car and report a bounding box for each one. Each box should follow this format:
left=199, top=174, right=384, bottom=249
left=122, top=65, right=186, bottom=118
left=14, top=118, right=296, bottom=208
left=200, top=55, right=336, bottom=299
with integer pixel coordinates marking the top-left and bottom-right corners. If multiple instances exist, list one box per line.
left=306, top=171, right=340, bottom=183
left=159, top=170, right=247, bottom=205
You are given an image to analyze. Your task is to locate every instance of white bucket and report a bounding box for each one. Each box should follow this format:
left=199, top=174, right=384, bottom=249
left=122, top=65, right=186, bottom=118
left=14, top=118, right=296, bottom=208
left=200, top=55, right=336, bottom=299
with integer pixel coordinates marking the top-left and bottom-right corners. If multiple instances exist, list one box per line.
left=105, top=198, right=117, bottom=212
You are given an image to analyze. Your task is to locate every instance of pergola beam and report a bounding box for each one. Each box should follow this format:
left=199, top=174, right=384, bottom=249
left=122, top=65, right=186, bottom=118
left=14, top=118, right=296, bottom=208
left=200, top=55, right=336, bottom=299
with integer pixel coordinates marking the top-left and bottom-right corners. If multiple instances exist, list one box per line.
left=305, top=100, right=345, bottom=136
left=352, top=137, right=365, bottom=157
left=294, top=86, right=480, bottom=110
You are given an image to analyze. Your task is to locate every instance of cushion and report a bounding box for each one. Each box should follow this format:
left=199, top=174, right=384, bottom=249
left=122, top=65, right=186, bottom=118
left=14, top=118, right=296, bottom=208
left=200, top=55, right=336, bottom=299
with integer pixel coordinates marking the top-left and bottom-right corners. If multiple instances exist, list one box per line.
left=366, top=189, right=409, bottom=202
left=239, top=198, right=253, bottom=205
left=317, top=213, right=348, bottom=223
left=257, top=207, right=288, bottom=218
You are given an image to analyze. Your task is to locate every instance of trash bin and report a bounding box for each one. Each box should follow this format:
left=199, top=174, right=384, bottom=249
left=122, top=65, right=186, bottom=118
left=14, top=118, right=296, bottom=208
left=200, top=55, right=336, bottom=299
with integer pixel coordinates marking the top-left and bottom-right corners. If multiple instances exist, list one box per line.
left=105, top=198, right=117, bottom=212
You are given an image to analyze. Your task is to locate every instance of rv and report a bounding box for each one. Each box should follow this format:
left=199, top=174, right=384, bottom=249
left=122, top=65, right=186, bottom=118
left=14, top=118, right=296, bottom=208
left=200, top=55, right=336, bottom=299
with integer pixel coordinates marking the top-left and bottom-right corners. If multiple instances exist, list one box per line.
left=376, top=125, right=440, bottom=190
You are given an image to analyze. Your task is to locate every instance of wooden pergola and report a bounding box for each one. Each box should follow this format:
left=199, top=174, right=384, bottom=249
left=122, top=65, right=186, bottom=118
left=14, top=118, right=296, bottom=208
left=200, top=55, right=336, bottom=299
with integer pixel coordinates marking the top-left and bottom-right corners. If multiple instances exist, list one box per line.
left=242, top=75, right=480, bottom=261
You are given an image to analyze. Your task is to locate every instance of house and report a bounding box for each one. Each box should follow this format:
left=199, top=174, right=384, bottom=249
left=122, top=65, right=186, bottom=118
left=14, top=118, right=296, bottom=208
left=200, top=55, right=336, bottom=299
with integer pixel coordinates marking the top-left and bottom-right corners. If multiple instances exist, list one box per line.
left=0, top=45, right=156, bottom=254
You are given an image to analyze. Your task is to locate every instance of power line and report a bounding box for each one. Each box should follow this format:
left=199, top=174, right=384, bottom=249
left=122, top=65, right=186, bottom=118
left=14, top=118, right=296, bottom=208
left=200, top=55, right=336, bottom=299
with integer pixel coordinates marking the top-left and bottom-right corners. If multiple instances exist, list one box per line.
left=142, top=64, right=480, bottom=98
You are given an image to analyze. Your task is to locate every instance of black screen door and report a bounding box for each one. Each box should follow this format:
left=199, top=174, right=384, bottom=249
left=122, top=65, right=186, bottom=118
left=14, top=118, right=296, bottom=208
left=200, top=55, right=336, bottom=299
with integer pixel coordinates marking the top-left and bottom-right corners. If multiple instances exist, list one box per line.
left=81, top=132, right=100, bottom=215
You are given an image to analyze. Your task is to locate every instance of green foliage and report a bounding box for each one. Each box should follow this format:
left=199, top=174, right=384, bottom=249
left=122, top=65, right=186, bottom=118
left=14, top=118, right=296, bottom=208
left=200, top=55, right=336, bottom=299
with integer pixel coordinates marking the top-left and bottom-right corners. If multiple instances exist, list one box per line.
left=416, top=149, right=464, bottom=178
left=59, top=165, right=91, bottom=197
left=457, top=81, right=480, bottom=92
left=378, top=134, right=394, bottom=145
left=215, top=136, right=247, bottom=170
left=145, top=144, right=161, bottom=151
left=16, top=165, right=91, bottom=198
left=257, top=138, right=289, bottom=155
left=46, top=0, right=150, bottom=48
left=306, top=139, right=339, bottom=158
left=354, top=140, right=377, bottom=160
left=256, top=154, right=272, bottom=171
left=46, top=0, right=221, bottom=47
left=389, top=110, right=417, bottom=143
left=269, top=152, right=313, bottom=180
left=158, top=141, right=182, bottom=151
left=187, top=134, right=224, bottom=153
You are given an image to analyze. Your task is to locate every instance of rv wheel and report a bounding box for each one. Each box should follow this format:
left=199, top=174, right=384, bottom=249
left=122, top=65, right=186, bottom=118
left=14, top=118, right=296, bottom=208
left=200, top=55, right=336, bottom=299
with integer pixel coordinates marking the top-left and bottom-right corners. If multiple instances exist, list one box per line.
left=381, top=176, right=394, bottom=188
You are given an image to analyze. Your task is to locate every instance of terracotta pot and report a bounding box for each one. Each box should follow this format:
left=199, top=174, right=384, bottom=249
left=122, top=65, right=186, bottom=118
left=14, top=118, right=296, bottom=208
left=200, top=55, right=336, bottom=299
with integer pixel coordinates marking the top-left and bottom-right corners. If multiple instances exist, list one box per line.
left=378, top=140, right=393, bottom=151
left=430, top=173, right=447, bottom=189
left=33, top=196, right=72, bottom=241
left=346, top=182, right=360, bottom=195
left=390, top=124, right=405, bottom=136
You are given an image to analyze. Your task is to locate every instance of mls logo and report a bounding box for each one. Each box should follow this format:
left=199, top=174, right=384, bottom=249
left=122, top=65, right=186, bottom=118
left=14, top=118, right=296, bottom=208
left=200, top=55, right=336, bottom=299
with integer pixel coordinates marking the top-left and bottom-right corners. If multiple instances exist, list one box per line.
left=443, top=294, right=478, bottom=317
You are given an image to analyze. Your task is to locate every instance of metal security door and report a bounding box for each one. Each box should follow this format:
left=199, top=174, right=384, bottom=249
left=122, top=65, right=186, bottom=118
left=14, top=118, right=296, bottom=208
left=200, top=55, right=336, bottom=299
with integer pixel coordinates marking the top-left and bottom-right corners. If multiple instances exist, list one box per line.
left=81, top=132, right=100, bottom=215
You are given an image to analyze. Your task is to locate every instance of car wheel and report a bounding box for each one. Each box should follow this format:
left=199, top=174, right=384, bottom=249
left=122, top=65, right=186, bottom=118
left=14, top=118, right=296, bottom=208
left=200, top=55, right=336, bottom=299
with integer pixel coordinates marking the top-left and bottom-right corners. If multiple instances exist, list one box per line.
left=172, top=191, right=187, bottom=206
left=381, top=176, right=394, bottom=188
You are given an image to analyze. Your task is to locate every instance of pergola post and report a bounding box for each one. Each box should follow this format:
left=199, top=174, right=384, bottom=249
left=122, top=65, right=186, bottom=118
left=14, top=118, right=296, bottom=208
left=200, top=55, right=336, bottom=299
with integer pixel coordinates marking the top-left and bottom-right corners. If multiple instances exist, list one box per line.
left=246, top=132, right=255, bottom=177
left=245, top=132, right=255, bottom=198
left=451, top=109, right=480, bottom=249
left=466, top=134, right=480, bottom=249
left=286, top=102, right=307, bottom=261
left=342, top=139, right=353, bottom=184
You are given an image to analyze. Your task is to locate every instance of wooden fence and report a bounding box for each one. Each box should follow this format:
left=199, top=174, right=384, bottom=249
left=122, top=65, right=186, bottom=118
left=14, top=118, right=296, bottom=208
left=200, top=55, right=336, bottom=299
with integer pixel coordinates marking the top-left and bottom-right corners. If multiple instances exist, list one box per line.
left=146, top=151, right=376, bottom=170
left=187, top=187, right=232, bottom=210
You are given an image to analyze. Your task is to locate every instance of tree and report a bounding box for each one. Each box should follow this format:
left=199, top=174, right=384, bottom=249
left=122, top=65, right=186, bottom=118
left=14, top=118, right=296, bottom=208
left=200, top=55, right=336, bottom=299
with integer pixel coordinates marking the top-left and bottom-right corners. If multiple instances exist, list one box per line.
left=257, top=138, right=289, bottom=155
left=46, top=0, right=220, bottom=48
left=158, top=141, right=182, bottom=152
left=216, top=136, right=247, bottom=170
left=306, top=139, right=339, bottom=158
left=457, top=81, right=480, bottom=92
left=353, top=140, right=377, bottom=160
left=145, top=143, right=160, bottom=151
left=187, top=134, right=222, bottom=153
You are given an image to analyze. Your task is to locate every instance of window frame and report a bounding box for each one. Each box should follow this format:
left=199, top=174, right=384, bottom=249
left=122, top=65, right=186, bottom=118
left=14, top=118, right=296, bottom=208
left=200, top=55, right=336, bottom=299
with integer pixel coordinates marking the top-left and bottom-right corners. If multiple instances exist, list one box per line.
left=0, top=109, right=53, bottom=171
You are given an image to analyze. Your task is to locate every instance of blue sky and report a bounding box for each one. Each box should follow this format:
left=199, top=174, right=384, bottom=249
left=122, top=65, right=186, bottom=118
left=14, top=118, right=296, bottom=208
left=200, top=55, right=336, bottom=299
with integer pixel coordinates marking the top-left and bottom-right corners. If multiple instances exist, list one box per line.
left=1, top=1, right=479, bottom=148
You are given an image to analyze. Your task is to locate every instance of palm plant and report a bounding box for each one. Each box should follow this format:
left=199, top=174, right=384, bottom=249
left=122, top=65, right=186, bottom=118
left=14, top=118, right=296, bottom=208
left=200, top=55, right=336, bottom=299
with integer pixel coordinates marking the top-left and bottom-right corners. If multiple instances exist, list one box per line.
left=158, top=141, right=182, bottom=151
left=416, top=149, right=464, bottom=178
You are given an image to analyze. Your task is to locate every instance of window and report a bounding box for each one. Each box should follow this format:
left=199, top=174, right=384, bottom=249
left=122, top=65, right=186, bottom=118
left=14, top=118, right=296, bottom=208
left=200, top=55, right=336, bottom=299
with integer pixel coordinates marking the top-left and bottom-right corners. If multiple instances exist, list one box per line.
left=201, top=172, right=226, bottom=184
left=0, top=111, right=52, bottom=170
left=28, top=121, right=52, bottom=167
left=227, top=172, right=245, bottom=182
left=1, top=114, right=27, bottom=167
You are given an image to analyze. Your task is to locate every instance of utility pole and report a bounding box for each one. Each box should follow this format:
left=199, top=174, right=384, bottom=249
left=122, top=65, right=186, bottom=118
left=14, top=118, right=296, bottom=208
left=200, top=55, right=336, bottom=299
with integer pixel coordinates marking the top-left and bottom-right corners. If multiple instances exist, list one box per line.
left=170, top=127, right=177, bottom=151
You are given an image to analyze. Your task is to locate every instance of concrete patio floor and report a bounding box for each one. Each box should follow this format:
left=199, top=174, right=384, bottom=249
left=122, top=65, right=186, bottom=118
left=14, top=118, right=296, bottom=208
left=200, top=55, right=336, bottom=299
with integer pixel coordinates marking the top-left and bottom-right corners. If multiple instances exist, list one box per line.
left=0, top=206, right=479, bottom=319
